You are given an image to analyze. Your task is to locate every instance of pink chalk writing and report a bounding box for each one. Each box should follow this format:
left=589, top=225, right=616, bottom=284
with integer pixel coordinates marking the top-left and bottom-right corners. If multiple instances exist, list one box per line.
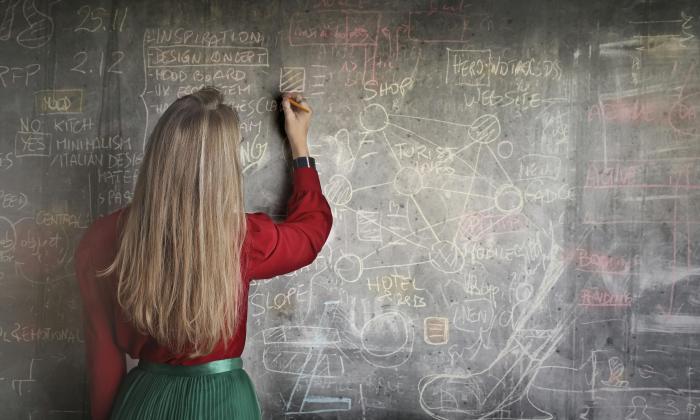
left=579, top=288, right=632, bottom=307
left=458, top=212, right=527, bottom=238
left=573, top=248, right=634, bottom=276
left=585, top=162, right=641, bottom=187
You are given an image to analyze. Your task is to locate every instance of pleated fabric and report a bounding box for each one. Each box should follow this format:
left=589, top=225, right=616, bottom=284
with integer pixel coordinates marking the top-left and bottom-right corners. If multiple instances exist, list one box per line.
left=109, top=357, right=261, bottom=420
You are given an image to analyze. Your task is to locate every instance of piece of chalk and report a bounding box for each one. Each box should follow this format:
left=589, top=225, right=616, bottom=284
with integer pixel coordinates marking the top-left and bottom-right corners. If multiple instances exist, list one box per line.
left=287, top=97, right=310, bottom=113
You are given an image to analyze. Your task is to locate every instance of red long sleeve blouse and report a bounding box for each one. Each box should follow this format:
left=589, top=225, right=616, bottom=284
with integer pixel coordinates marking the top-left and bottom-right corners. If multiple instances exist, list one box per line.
left=74, top=167, right=332, bottom=420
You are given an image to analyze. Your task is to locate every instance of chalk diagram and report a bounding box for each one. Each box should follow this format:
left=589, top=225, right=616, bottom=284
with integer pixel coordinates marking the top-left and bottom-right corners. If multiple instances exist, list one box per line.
left=0, top=0, right=59, bottom=49
left=259, top=101, right=577, bottom=418
left=324, top=103, right=533, bottom=281
left=259, top=300, right=416, bottom=415
left=0, top=216, right=72, bottom=285
left=336, top=104, right=575, bottom=419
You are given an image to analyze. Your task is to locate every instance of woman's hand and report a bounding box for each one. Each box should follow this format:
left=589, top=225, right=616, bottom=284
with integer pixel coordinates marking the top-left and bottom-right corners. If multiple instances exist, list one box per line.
left=281, top=92, right=312, bottom=159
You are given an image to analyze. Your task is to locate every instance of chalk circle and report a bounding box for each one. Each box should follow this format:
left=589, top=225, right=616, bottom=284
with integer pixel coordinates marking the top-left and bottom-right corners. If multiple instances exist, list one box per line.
left=13, top=219, right=70, bottom=285
left=0, top=217, right=16, bottom=254
left=326, top=174, right=353, bottom=206
left=361, top=311, right=412, bottom=357
left=418, top=374, right=482, bottom=418
left=429, top=241, right=465, bottom=274
left=359, top=103, right=389, bottom=132
left=496, top=140, right=513, bottom=159
left=514, top=283, right=534, bottom=303
left=669, top=93, right=700, bottom=138
left=333, top=254, right=363, bottom=283
left=393, top=166, right=423, bottom=195
left=468, top=114, right=501, bottom=144
left=494, top=184, right=524, bottom=214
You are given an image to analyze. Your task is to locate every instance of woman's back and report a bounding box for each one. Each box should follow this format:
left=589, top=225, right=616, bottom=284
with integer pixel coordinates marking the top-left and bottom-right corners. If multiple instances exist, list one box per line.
left=75, top=88, right=332, bottom=420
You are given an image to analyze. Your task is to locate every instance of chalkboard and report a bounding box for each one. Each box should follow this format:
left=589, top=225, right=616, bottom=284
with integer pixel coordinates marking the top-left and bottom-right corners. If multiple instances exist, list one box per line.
left=1, top=0, right=700, bottom=418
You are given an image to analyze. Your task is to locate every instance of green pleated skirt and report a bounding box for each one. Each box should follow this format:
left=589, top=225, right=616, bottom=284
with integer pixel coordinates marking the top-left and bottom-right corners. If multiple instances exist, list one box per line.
left=110, top=357, right=261, bottom=420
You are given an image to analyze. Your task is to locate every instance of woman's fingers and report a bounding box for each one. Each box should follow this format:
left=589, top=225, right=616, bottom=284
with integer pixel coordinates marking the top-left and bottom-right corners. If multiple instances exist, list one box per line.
left=292, top=94, right=312, bottom=113
left=281, top=95, right=295, bottom=119
left=282, top=92, right=312, bottom=114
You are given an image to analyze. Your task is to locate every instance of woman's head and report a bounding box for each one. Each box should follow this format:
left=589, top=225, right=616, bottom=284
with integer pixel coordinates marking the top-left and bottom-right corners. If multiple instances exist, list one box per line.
left=98, top=86, right=247, bottom=357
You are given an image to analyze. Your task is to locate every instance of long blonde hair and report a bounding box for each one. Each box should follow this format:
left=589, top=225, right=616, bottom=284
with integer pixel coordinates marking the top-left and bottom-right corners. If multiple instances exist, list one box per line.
left=97, top=87, right=246, bottom=358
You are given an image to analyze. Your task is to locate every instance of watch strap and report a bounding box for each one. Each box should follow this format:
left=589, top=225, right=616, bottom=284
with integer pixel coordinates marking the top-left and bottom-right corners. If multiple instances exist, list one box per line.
left=293, top=156, right=316, bottom=169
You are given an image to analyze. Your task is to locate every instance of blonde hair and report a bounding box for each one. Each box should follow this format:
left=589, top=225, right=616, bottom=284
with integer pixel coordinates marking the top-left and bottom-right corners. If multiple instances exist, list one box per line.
left=97, top=86, right=246, bottom=358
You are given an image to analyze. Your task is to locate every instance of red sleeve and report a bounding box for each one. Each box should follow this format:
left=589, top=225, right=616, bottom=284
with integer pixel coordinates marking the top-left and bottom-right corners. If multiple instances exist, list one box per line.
left=246, top=167, right=333, bottom=280
left=75, top=222, right=126, bottom=420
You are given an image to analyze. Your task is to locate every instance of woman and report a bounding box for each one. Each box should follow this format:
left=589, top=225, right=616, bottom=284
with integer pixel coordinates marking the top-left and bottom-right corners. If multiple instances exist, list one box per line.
left=74, top=87, right=333, bottom=419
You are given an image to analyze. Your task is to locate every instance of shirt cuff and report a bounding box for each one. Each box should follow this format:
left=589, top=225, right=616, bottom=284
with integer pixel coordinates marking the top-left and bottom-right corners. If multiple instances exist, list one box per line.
left=293, top=166, right=322, bottom=193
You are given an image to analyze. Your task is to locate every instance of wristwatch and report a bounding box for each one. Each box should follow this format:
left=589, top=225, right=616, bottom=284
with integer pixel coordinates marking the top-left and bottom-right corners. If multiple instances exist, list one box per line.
left=293, top=156, right=316, bottom=169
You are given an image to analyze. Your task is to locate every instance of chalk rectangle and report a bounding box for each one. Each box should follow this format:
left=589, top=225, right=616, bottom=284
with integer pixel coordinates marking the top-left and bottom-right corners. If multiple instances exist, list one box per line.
left=584, top=159, right=700, bottom=189
left=356, top=210, right=382, bottom=242
left=15, top=131, right=52, bottom=157
left=582, top=158, right=700, bottom=224
left=634, top=314, right=700, bottom=334
left=288, top=11, right=379, bottom=46
left=301, top=396, right=352, bottom=413
left=263, top=350, right=344, bottom=376
left=581, top=189, right=695, bottom=225
left=445, top=49, right=491, bottom=86
left=280, top=67, right=305, bottom=92
left=34, top=89, right=83, bottom=114
left=263, top=326, right=340, bottom=345
left=146, top=46, right=269, bottom=67
left=518, top=154, right=562, bottom=181
left=424, top=317, right=449, bottom=345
